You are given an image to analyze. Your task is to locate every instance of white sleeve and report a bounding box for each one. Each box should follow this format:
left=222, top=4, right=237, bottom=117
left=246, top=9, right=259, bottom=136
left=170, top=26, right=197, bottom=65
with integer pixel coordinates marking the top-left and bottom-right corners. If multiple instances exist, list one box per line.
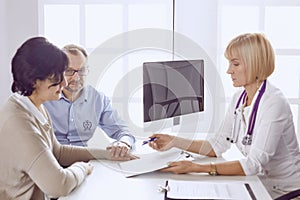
left=208, top=92, right=240, bottom=157
left=208, top=109, right=233, bottom=157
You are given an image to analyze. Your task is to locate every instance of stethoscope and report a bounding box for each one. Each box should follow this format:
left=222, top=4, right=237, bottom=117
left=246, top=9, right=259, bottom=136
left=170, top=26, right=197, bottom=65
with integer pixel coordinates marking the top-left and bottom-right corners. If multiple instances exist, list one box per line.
left=226, top=80, right=266, bottom=145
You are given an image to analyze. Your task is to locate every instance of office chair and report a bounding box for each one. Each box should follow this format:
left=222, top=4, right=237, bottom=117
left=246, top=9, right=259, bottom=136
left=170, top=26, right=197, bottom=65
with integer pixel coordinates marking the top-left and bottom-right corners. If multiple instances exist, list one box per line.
left=274, top=188, right=300, bottom=200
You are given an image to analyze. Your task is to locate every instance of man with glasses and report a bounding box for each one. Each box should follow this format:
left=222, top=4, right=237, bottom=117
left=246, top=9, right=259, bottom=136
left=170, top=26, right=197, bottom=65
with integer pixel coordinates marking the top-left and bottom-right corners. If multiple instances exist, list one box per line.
left=44, top=44, right=135, bottom=158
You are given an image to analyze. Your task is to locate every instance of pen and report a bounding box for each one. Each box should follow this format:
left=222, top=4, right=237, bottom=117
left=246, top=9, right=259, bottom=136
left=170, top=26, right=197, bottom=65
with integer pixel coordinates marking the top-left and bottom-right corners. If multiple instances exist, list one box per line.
left=142, top=137, right=157, bottom=145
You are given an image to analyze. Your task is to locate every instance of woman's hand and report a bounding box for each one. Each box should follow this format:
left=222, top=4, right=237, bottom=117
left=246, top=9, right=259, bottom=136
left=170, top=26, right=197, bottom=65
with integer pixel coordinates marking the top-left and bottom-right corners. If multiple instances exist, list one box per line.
left=160, top=160, right=199, bottom=174
left=80, top=162, right=94, bottom=175
left=148, top=134, right=175, bottom=151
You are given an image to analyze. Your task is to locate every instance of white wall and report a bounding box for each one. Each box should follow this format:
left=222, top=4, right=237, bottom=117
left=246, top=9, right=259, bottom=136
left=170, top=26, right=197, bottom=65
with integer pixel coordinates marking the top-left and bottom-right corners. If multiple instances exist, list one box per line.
left=175, top=0, right=224, bottom=132
left=0, top=0, right=222, bottom=134
left=0, top=0, right=8, bottom=106
left=0, top=0, right=39, bottom=106
left=175, top=0, right=218, bottom=61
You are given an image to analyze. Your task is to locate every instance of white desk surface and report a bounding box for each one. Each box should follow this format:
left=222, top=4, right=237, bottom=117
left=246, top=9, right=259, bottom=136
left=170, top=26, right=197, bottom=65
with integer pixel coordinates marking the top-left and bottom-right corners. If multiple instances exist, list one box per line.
left=59, top=142, right=272, bottom=200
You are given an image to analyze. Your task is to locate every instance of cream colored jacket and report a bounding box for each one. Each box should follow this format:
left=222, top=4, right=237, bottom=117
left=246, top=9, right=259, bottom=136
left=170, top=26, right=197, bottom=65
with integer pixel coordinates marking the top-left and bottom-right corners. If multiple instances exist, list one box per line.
left=0, top=94, right=110, bottom=200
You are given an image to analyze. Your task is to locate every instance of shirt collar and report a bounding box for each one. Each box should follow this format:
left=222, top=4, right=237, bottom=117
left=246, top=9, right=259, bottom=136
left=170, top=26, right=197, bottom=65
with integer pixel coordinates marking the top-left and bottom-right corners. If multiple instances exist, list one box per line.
left=60, top=87, right=88, bottom=103
left=12, top=93, right=48, bottom=125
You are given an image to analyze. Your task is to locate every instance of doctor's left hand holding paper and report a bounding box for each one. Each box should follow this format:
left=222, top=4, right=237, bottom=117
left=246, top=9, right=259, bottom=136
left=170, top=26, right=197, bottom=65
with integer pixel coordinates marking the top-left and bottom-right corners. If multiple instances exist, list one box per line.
left=160, top=160, right=199, bottom=174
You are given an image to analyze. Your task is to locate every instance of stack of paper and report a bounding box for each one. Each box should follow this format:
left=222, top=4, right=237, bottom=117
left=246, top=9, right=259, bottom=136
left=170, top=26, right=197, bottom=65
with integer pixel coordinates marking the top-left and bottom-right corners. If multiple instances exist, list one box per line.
left=118, top=148, right=184, bottom=177
left=166, top=180, right=254, bottom=200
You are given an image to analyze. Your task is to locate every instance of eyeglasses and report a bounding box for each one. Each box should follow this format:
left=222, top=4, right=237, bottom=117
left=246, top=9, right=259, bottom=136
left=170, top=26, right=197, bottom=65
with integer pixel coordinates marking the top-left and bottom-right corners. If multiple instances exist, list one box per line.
left=65, top=68, right=89, bottom=76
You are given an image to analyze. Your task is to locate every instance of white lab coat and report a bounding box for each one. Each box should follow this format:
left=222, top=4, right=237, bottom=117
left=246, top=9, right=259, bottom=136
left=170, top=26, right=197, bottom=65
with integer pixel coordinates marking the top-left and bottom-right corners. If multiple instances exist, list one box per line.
left=208, top=80, right=300, bottom=197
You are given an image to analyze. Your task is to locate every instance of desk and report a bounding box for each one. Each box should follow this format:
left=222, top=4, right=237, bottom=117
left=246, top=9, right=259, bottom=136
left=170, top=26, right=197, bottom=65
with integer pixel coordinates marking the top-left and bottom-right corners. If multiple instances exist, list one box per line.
left=60, top=154, right=272, bottom=200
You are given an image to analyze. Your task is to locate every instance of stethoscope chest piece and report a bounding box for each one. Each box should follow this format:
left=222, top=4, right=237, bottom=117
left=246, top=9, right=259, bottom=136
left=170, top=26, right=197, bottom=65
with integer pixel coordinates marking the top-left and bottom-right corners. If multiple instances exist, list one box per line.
left=242, top=134, right=252, bottom=145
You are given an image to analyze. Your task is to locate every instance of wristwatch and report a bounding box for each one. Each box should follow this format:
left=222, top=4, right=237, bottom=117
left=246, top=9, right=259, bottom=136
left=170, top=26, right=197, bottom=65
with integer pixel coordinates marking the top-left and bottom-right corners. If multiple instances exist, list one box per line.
left=209, top=162, right=218, bottom=176
left=119, top=141, right=131, bottom=149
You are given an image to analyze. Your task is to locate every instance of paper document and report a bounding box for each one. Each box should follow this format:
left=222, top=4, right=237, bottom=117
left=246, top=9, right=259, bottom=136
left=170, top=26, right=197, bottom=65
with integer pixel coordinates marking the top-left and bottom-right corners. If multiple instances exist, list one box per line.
left=118, top=148, right=184, bottom=177
left=167, top=180, right=254, bottom=200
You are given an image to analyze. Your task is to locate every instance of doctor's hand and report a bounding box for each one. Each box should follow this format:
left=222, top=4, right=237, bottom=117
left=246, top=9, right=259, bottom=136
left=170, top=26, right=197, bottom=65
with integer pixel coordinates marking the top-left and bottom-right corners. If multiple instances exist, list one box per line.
left=148, top=134, right=175, bottom=151
left=160, top=160, right=199, bottom=174
left=106, top=141, right=138, bottom=160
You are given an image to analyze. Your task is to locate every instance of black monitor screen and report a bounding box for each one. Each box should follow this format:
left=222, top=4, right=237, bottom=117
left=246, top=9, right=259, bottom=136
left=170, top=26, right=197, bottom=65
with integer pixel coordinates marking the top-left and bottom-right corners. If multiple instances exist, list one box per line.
left=143, top=59, right=204, bottom=122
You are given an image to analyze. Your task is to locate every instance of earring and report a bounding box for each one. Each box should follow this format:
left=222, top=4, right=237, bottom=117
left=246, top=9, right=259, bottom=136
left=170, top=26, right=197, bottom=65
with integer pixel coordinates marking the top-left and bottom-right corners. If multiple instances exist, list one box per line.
left=256, top=76, right=259, bottom=89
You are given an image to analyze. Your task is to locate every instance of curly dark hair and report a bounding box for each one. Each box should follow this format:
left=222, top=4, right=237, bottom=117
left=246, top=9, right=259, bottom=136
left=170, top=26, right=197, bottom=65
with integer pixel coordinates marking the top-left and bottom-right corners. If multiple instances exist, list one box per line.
left=11, top=37, right=68, bottom=96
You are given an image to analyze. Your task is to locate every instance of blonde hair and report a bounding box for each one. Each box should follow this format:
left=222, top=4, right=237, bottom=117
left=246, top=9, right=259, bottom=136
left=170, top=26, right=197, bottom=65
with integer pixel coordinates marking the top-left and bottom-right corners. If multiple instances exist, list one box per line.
left=224, top=33, right=275, bottom=83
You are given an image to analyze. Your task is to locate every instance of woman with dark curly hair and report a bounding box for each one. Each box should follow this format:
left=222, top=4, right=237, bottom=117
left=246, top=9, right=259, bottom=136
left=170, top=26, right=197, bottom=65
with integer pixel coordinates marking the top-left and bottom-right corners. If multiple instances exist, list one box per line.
left=0, top=37, right=136, bottom=200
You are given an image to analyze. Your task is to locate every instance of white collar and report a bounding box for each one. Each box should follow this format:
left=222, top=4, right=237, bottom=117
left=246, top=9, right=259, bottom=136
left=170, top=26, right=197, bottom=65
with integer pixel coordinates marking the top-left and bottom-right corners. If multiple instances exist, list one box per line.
left=12, top=93, right=48, bottom=125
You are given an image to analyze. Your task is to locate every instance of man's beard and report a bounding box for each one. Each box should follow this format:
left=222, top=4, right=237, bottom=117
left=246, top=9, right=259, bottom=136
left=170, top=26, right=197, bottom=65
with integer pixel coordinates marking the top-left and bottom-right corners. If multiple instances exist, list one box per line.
left=64, top=80, right=83, bottom=93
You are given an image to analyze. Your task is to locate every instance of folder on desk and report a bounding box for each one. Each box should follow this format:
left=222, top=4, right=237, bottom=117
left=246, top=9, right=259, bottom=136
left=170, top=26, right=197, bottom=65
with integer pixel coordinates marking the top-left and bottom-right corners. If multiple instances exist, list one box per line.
left=163, top=180, right=256, bottom=200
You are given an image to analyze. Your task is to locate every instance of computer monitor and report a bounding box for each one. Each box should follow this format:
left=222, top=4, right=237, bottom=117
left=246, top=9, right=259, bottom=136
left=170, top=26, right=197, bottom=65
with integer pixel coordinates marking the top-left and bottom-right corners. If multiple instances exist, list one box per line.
left=143, top=59, right=204, bottom=131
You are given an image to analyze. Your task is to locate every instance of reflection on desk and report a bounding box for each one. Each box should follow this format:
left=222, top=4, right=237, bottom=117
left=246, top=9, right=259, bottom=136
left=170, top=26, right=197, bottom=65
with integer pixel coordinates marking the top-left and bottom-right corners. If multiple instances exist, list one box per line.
left=59, top=155, right=272, bottom=200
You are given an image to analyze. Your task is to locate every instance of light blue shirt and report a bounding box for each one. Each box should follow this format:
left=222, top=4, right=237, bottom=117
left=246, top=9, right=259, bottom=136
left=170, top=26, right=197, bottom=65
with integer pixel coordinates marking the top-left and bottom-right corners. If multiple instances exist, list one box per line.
left=44, top=85, right=135, bottom=147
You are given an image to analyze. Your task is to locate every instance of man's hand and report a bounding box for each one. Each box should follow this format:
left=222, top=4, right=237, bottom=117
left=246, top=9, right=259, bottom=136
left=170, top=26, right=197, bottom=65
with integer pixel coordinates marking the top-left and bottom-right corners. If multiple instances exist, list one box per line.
left=106, top=141, right=137, bottom=160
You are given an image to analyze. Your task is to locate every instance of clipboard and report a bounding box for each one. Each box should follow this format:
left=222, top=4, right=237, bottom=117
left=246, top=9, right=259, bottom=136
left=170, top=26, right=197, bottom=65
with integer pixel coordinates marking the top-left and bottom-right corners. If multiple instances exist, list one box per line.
left=160, top=180, right=257, bottom=200
left=162, top=180, right=201, bottom=200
